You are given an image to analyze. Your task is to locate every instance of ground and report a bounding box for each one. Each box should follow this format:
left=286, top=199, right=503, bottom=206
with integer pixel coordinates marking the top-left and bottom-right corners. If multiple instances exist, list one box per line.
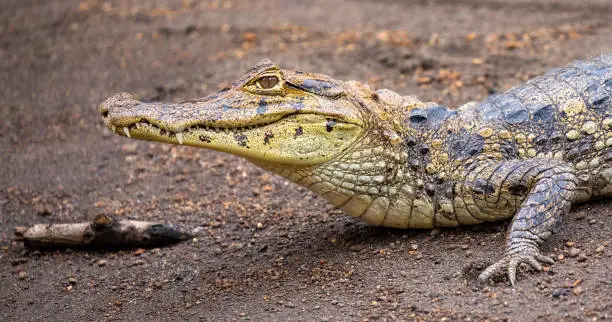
left=1, top=0, right=611, bottom=321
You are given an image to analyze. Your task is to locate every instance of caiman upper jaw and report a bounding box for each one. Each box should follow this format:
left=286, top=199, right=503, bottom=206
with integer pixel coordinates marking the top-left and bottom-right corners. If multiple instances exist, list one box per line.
left=99, top=92, right=140, bottom=135
left=100, top=92, right=301, bottom=137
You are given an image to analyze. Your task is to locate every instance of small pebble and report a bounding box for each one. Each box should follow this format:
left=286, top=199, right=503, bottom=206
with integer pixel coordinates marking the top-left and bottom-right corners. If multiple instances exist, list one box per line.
left=574, top=212, right=586, bottom=220
left=568, top=248, right=580, bottom=258
left=349, top=244, right=367, bottom=252
left=595, top=245, right=605, bottom=253
left=191, top=226, right=205, bottom=236
left=97, top=259, right=108, bottom=266
left=429, top=229, right=441, bottom=238
left=572, top=286, right=583, bottom=296
left=565, top=241, right=575, bottom=247
left=551, top=289, right=568, bottom=298
left=18, top=271, right=28, bottom=280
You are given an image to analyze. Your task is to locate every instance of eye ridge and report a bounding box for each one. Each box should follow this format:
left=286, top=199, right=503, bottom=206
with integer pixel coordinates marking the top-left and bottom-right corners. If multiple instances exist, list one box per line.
left=256, top=75, right=280, bottom=89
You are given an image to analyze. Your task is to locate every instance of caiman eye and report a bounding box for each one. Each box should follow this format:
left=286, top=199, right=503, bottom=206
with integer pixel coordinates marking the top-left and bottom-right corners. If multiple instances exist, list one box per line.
left=256, top=75, right=280, bottom=89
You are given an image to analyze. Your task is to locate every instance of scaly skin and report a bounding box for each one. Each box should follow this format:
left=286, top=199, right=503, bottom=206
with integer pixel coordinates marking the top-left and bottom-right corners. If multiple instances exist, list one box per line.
left=100, top=55, right=612, bottom=285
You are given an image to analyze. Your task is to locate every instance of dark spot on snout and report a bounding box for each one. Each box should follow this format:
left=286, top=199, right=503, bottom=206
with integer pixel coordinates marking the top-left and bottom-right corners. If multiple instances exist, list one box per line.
left=264, top=130, right=274, bottom=144
left=326, top=119, right=337, bottom=132
left=199, top=134, right=211, bottom=143
left=234, top=133, right=249, bottom=147
left=294, top=126, right=303, bottom=138
left=257, top=98, right=268, bottom=115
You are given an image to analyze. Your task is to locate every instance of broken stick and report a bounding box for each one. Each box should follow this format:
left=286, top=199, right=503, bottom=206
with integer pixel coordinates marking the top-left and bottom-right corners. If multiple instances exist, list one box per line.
left=14, top=214, right=191, bottom=249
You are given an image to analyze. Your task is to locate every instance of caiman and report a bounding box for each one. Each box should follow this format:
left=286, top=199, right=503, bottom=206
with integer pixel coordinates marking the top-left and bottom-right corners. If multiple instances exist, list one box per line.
left=99, top=54, right=611, bottom=285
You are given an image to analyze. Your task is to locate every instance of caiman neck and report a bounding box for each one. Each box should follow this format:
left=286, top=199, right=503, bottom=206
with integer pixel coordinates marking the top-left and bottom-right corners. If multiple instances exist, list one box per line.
left=253, top=98, right=463, bottom=228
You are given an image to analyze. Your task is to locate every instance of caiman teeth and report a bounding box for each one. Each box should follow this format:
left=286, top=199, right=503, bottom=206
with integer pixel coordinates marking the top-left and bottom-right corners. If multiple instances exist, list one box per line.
left=117, top=116, right=286, bottom=140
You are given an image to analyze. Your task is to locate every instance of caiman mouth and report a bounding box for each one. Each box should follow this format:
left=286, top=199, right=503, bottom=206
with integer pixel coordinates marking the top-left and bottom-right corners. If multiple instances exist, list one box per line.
left=111, top=112, right=308, bottom=144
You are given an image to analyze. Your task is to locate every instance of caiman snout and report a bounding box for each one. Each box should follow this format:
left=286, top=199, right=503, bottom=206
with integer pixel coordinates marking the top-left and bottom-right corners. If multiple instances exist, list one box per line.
left=98, top=92, right=139, bottom=119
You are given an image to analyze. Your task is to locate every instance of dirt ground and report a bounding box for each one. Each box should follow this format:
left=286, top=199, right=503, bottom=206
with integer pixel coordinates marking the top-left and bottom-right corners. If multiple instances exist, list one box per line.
left=1, top=0, right=611, bottom=321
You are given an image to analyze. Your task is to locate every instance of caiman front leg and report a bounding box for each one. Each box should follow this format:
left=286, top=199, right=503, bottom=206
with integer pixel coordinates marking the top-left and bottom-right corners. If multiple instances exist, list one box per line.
left=462, top=159, right=577, bottom=286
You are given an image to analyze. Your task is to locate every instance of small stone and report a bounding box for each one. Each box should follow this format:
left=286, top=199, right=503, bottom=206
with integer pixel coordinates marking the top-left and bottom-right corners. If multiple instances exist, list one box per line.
left=191, top=226, right=205, bottom=236
left=568, top=248, right=580, bottom=257
left=551, top=289, right=568, bottom=298
left=565, top=241, right=575, bottom=247
left=121, top=143, right=138, bottom=153
left=256, top=222, right=264, bottom=229
left=595, top=245, right=605, bottom=253
left=34, top=203, right=53, bottom=217
left=114, top=300, right=122, bottom=306
left=429, top=229, right=441, bottom=238
left=574, top=212, right=586, bottom=220
left=572, top=286, right=583, bottom=296
left=134, top=248, right=146, bottom=256
left=68, top=276, right=77, bottom=285
left=577, top=254, right=588, bottom=262
left=349, top=244, right=368, bottom=252
left=97, top=259, right=108, bottom=266
left=18, top=271, right=28, bottom=280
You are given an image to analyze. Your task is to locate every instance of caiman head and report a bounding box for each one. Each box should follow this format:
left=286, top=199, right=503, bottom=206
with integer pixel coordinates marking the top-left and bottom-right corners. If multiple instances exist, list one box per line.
left=100, top=59, right=403, bottom=167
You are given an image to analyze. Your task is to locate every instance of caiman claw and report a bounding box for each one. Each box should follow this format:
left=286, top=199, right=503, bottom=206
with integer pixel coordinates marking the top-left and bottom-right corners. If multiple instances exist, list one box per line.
left=478, top=247, right=555, bottom=287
